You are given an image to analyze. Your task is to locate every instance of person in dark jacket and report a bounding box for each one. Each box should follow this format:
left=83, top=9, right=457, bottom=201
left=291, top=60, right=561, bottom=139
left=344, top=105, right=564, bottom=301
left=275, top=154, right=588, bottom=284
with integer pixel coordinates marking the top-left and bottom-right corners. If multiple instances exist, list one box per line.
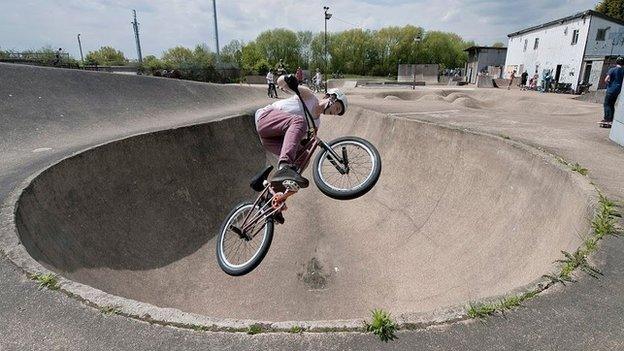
left=601, top=56, right=624, bottom=126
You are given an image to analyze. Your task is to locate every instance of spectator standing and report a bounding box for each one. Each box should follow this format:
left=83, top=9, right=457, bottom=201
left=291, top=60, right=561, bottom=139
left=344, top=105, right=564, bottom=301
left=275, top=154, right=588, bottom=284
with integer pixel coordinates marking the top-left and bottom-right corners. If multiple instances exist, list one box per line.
left=53, top=48, right=63, bottom=65
left=276, top=59, right=286, bottom=76
left=314, top=68, right=323, bottom=92
left=521, top=71, right=529, bottom=87
left=295, top=67, right=303, bottom=84
left=266, top=69, right=278, bottom=98
left=601, top=56, right=624, bottom=126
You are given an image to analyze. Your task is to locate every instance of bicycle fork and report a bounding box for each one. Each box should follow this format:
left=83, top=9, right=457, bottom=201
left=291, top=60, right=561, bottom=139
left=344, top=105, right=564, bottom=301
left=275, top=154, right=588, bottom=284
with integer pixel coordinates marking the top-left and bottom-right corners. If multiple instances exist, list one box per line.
left=320, top=141, right=350, bottom=175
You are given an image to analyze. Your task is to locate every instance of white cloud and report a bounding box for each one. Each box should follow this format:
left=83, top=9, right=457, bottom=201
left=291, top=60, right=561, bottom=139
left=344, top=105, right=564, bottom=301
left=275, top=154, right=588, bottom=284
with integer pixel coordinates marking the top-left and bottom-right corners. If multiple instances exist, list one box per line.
left=0, top=0, right=598, bottom=59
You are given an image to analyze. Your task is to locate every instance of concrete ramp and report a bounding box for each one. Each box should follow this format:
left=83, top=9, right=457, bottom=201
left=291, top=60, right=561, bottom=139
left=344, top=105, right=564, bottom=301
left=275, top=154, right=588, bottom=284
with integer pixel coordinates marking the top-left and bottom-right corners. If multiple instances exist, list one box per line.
left=14, top=111, right=592, bottom=322
left=476, top=74, right=495, bottom=88
left=398, top=64, right=439, bottom=84
left=327, top=79, right=357, bottom=89
left=611, top=94, right=624, bottom=147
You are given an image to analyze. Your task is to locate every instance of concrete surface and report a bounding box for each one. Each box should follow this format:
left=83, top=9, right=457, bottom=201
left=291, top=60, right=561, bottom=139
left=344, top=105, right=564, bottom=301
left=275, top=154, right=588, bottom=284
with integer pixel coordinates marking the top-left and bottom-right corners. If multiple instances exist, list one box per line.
left=610, top=94, right=624, bottom=146
left=1, top=63, right=624, bottom=350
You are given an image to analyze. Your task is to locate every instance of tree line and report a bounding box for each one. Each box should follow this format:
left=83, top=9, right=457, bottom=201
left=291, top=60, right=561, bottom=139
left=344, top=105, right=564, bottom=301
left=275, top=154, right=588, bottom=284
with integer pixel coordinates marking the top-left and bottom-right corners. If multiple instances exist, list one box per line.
left=2, top=25, right=479, bottom=80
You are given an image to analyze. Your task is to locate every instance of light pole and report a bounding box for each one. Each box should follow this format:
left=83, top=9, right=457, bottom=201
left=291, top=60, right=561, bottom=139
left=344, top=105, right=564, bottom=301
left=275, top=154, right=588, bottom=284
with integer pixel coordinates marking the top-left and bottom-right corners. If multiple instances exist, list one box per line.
left=132, top=10, right=143, bottom=64
left=77, top=34, right=84, bottom=62
left=212, top=0, right=220, bottom=63
left=324, top=6, right=332, bottom=93
left=412, top=35, right=422, bottom=90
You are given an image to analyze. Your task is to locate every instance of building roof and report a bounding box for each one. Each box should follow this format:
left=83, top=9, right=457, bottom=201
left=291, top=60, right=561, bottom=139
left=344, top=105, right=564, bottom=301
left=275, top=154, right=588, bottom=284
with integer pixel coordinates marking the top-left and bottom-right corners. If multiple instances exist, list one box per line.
left=507, top=10, right=624, bottom=38
left=463, top=46, right=507, bottom=52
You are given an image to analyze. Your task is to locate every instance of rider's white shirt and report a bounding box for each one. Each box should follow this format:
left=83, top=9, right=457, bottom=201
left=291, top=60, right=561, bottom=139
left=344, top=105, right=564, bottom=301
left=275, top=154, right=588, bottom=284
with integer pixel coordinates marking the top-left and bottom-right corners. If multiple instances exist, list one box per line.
left=255, top=94, right=321, bottom=127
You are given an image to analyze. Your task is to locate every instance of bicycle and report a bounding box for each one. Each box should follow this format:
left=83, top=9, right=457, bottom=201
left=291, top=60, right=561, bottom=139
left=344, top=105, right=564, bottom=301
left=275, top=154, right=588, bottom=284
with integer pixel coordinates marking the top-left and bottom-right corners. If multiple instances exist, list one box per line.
left=216, top=79, right=382, bottom=276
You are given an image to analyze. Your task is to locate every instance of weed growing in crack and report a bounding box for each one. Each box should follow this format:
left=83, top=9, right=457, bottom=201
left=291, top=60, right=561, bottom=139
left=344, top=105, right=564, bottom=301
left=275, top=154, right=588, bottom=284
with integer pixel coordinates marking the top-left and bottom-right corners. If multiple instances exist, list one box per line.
left=30, top=273, right=59, bottom=290
left=289, top=325, right=304, bottom=334
left=365, top=309, right=397, bottom=342
left=100, top=305, right=121, bottom=316
left=246, top=324, right=262, bottom=335
left=571, top=163, right=588, bottom=176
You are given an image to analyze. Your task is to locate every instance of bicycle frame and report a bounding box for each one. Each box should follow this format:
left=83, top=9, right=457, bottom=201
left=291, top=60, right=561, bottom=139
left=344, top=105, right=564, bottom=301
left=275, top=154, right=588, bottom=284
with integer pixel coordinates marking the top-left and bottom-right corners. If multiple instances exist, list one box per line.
left=236, top=84, right=349, bottom=237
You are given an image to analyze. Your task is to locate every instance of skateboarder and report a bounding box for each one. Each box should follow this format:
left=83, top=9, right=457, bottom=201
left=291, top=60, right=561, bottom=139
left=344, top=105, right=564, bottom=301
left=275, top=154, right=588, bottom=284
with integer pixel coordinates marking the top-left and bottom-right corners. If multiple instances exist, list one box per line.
left=600, top=56, right=624, bottom=127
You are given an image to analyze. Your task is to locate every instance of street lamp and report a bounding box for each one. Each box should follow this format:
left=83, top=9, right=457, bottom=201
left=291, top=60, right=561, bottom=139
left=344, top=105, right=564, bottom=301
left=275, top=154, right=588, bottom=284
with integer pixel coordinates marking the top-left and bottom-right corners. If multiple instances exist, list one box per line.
left=77, top=34, right=84, bottom=62
left=412, top=35, right=422, bottom=90
left=324, top=6, right=332, bottom=93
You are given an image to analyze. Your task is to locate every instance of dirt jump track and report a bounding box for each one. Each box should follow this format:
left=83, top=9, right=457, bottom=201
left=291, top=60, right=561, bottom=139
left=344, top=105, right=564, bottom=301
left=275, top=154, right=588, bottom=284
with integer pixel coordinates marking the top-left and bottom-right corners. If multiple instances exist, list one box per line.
left=0, top=63, right=596, bottom=331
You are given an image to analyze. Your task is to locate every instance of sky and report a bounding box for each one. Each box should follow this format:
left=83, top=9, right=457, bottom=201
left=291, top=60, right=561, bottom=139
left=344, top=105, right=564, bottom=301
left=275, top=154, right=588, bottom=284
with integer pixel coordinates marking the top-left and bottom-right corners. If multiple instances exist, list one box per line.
left=0, top=0, right=600, bottom=60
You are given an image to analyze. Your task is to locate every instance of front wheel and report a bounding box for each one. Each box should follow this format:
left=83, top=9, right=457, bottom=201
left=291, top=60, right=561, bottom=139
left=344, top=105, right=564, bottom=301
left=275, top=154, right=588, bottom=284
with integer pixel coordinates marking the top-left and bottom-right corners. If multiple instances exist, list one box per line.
left=313, top=136, right=382, bottom=200
left=216, top=202, right=274, bottom=276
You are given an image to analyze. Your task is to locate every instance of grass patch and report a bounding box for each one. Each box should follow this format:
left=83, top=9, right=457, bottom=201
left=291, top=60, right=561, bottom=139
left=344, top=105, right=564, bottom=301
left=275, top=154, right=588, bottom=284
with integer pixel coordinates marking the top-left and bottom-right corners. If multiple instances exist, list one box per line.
left=191, top=324, right=210, bottom=332
left=570, top=163, right=589, bottom=176
left=467, top=290, right=537, bottom=319
left=100, top=305, right=121, bottom=316
left=246, top=324, right=263, bottom=335
left=289, top=325, right=304, bottom=334
left=365, top=309, right=397, bottom=342
left=498, top=134, right=511, bottom=140
left=30, top=273, right=59, bottom=290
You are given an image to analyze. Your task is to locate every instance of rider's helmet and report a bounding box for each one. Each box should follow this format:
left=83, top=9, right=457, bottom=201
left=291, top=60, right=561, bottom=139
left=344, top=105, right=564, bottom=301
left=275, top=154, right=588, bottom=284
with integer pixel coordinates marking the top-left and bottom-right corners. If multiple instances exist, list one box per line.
left=617, top=56, right=624, bottom=65
left=326, top=88, right=348, bottom=116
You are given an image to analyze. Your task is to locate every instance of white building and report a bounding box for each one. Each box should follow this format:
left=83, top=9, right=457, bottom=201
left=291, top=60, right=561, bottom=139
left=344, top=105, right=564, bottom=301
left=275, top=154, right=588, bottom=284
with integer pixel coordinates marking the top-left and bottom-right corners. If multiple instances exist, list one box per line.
left=505, top=10, right=624, bottom=91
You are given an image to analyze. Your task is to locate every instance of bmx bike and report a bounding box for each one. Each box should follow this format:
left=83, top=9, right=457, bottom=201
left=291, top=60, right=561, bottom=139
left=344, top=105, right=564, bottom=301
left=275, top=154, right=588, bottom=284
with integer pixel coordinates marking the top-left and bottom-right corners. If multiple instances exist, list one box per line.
left=216, top=78, right=382, bottom=276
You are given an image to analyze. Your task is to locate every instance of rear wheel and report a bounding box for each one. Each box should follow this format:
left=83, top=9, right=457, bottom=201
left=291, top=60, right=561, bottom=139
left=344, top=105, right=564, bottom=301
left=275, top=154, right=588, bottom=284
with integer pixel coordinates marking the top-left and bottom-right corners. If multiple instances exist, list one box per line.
left=216, top=202, right=274, bottom=276
left=313, top=136, right=382, bottom=200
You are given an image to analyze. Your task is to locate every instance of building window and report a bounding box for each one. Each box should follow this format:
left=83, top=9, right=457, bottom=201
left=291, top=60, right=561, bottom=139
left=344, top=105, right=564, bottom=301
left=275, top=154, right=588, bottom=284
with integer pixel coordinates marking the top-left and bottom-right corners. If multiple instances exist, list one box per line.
left=523, top=39, right=528, bottom=52
left=597, top=28, right=607, bottom=41
left=571, top=29, right=579, bottom=45
left=534, top=38, right=539, bottom=50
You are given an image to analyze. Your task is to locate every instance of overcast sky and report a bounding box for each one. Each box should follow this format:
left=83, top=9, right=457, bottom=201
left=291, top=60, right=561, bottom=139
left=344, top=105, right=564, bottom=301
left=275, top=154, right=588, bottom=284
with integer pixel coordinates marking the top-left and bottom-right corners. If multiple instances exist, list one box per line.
left=0, top=0, right=599, bottom=60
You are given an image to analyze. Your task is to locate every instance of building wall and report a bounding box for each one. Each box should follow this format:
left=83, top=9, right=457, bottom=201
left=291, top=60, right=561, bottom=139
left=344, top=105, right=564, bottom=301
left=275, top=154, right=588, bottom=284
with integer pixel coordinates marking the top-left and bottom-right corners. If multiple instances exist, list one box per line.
left=505, top=15, right=590, bottom=89
left=583, top=16, right=624, bottom=90
left=585, top=16, right=624, bottom=58
left=466, top=49, right=507, bottom=83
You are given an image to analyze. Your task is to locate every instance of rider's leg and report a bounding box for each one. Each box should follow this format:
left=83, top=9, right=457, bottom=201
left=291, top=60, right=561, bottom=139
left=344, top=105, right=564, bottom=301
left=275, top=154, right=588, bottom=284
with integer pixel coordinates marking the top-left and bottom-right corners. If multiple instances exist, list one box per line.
left=256, top=109, right=309, bottom=187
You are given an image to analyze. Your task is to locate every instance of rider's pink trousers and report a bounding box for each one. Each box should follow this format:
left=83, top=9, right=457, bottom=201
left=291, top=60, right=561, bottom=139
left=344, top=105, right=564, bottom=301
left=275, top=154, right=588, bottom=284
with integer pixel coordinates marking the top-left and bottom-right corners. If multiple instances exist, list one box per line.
left=256, top=108, right=307, bottom=168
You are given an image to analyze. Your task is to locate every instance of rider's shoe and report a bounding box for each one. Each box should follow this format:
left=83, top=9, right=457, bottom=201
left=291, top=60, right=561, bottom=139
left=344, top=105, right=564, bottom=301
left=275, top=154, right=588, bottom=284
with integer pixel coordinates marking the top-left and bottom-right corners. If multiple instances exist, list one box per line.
left=270, top=165, right=309, bottom=189
left=273, top=211, right=285, bottom=224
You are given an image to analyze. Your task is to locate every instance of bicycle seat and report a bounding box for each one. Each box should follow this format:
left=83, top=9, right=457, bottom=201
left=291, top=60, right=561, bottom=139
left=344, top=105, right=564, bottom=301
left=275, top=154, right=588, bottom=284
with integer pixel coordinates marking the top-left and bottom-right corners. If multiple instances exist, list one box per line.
left=250, top=165, right=274, bottom=192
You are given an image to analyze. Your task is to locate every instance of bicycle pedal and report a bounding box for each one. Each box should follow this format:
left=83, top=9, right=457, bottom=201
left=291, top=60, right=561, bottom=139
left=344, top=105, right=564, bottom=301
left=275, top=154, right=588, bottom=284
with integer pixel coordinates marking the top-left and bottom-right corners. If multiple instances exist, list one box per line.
left=282, top=180, right=300, bottom=191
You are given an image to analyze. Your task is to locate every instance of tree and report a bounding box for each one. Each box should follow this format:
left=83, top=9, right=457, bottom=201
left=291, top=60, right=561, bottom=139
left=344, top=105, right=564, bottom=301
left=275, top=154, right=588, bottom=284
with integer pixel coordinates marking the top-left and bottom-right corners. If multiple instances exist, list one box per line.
left=492, top=42, right=505, bottom=48
left=254, top=29, right=301, bottom=71
left=596, top=0, right=624, bottom=21
left=297, top=31, right=313, bottom=69
left=240, top=41, right=264, bottom=74
left=221, top=39, right=243, bottom=66
left=85, top=46, right=126, bottom=65
left=142, top=55, right=163, bottom=72
left=162, top=46, right=194, bottom=66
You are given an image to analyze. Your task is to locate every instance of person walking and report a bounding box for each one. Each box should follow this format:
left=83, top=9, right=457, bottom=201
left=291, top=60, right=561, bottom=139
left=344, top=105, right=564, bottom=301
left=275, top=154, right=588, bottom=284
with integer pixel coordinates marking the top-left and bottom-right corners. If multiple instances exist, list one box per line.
left=508, top=70, right=516, bottom=90
left=601, top=56, right=624, bottom=126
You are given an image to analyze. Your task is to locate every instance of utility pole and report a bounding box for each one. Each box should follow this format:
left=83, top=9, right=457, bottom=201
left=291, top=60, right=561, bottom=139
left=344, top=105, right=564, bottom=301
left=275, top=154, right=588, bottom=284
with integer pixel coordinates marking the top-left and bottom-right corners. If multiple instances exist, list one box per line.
left=324, top=6, right=332, bottom=93
left=132, top=9, right=143, bottom=64
left=213, top=0, right=220, bottom=62
left=77, top=34, right=84, bottom=62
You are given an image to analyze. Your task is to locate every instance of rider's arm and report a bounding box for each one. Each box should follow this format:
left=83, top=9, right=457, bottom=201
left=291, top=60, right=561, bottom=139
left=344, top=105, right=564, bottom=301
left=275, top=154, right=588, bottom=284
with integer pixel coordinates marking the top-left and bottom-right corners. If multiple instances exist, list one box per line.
left=276, top=75, right=317, bottom=100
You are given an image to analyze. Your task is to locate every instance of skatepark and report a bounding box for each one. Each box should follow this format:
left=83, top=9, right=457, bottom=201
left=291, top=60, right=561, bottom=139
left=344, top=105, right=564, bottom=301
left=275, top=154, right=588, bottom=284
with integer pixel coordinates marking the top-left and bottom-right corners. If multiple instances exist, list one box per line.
left=1, top=63, right=624, bottom=350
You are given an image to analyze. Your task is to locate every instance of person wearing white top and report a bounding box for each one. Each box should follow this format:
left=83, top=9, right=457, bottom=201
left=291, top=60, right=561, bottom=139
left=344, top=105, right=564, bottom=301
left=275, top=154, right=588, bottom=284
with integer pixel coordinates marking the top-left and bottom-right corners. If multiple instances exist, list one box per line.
left=254, top=74, right=348, bottom=188
left=266, top=70, right=278, bottom=98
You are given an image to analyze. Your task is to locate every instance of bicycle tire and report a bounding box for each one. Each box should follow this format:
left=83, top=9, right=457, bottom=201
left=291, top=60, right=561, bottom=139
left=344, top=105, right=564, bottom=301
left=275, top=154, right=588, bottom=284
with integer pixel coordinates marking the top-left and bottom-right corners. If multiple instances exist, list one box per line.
left=216, top=202, right=274, bottom=276
left=312, top=136, right=382, bottom=200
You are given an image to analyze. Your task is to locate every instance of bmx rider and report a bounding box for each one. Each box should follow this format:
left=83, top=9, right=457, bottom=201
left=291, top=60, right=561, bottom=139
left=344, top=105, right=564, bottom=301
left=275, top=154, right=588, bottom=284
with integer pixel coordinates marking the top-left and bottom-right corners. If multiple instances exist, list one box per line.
left=254, top=74, right=348, bottom=188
